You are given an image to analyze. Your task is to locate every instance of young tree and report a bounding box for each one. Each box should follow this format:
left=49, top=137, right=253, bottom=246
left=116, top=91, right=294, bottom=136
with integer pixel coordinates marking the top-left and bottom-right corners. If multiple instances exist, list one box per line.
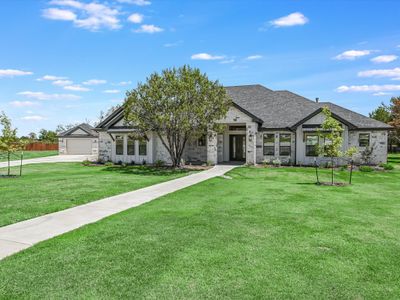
left=388, top=96, right=400, bottom=148
left=317, top=107, right=357, bottom=185
left=124, top=65, right=231, bottom=167
left=0, top=112, right=25, bottom=175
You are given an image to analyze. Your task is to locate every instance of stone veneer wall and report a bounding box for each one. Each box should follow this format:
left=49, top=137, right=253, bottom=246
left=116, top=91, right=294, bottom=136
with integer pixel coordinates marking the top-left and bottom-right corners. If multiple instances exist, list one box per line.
left=98, top=132, right=113, bottom=162
left=349, top=130, right=388, bottom=165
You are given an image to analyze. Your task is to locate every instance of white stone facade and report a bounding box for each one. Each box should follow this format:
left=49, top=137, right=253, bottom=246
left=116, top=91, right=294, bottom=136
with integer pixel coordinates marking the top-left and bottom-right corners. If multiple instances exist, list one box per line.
left=97, top=107, right=389, bottom=166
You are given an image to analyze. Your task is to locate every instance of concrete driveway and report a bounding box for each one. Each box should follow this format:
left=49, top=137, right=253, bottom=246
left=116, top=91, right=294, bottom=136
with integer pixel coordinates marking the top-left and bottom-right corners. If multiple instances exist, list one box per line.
left=0, top=155, right=97, bottom=169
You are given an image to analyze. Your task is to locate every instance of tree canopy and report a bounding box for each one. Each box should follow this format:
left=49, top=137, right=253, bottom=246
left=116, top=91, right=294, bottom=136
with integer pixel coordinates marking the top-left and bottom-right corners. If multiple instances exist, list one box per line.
left=123, top=65, right=231, bottom=167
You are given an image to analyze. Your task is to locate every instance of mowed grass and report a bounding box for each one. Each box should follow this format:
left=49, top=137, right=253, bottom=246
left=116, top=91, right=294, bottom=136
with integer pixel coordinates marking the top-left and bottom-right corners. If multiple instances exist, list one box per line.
left=0, top=150, right=58, bottom=162
left=0, top=163, right=193, bottom=227
left=388, top=152, right=400, bottom=165
left=0, top=165, right=399, bottom=299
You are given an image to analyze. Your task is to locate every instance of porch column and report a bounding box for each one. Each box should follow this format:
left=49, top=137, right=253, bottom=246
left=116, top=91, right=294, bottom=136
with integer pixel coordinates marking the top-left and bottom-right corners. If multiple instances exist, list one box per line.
left=246, top=122, right=257, bottom=165
left=207, top=130, right=218, bottom=165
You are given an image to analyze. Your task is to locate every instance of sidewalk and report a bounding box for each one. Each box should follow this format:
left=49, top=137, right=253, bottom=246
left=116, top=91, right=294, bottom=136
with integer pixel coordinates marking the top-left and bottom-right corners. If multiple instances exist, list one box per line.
left=0, top=165, right=236, bottom=260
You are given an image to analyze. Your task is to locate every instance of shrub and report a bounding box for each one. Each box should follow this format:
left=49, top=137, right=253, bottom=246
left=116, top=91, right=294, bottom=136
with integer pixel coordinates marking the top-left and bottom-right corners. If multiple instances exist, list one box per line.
left=360, top=165, right=374, bottom=172
left=380, top=163, right=394, bottom=170
left=206, top=160, right=214, bottom=166
left=142, top=159, right=146, bottom=165
left=104, top=162, right=113, bottom=167
left=154, top=159, right=164, bottom=167
left=272, top=158, right=281, bottom=167
left=262, top=159, right=270, bottom=166
left=82, top=159, right=91, bottom=166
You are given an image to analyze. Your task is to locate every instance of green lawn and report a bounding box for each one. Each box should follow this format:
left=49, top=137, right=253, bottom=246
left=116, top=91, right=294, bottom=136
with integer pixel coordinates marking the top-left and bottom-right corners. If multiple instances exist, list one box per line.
left=388, top=152, right=400, bottom=165
left=0, top=163, right=193, bottom=227
left=0, top=165, right=399, bottom=298
left=0, top=150, right=58, bottom=162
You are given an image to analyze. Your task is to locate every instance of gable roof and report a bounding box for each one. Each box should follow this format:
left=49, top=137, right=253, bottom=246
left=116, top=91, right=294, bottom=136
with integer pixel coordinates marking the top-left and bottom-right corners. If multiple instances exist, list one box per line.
left=95, top=84, right=392, bottom=131
left=58, top=123, right=98, bottom=137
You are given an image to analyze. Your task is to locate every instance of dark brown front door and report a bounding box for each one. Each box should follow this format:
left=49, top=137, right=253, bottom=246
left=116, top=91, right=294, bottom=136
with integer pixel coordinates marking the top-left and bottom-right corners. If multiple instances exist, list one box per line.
left=229, top=135, right=246, bottom=161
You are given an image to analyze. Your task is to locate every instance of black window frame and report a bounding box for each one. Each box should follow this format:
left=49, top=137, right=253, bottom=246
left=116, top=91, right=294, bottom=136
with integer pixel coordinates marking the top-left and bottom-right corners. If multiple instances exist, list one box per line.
left=358, top=133, right=370, bottom=147
left=263, top=133, right=275, bottom=156
left=139, top=140, right=147, bottom=156
left=127, top=136, right=135, bottom=156
left=305, top=133, right=319, bottom=157
left=197, top=135, right=206, bottom=147
left=279, top=133, right=291, bottom=156
left=115, top=135, right=124, bottom=155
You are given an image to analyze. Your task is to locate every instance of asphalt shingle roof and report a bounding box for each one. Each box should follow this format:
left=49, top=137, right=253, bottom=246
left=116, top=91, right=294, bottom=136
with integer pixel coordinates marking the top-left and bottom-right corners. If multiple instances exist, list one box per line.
left=58, top=123, right=99, bottom=137
left=225, top=84, right=391, bottom=130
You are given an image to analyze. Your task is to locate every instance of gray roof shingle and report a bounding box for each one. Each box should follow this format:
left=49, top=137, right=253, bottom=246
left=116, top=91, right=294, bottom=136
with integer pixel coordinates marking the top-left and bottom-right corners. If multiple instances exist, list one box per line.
left=58, top=123, right=99, bottom=137
left=226, top=85, right=391, bottom=130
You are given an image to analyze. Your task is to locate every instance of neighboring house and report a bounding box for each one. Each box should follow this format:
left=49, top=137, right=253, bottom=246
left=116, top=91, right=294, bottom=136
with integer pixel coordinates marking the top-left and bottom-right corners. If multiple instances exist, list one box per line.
left=58, top=123, right=99, bottom=155
left=95, top=85, right=391, bottom=165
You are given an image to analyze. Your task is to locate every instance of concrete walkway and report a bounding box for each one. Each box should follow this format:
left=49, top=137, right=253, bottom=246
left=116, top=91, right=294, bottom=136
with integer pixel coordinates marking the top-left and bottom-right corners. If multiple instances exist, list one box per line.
left=0, top=165, right=236, bottom=260
left=0, top=154, right=97, bottom=169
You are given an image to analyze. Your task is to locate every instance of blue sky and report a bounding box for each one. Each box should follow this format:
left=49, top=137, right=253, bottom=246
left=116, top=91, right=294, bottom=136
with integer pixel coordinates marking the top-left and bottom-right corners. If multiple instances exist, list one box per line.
left=1, top=0, right=400, bottom=135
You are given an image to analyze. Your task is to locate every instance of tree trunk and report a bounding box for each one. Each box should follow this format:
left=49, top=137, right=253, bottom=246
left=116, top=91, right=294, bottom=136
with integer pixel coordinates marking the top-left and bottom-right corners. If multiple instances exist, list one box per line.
left=7, top=152, right=10, bottom=176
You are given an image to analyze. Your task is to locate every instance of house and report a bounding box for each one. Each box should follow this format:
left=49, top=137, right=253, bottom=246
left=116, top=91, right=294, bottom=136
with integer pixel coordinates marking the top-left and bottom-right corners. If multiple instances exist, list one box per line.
left=95, top=84, right=391, bottom=165
left=58, top=123, right=99, bottom=155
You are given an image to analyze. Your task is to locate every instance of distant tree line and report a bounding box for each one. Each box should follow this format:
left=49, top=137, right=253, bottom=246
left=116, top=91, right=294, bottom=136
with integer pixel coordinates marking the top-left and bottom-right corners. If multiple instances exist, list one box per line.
left=369, top=96, right=400, bottom=152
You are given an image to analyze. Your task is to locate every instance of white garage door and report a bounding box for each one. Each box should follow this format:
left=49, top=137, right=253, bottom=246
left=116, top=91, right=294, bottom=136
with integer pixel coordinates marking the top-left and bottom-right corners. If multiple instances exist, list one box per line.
left=66, top=139, right=92, bottom=155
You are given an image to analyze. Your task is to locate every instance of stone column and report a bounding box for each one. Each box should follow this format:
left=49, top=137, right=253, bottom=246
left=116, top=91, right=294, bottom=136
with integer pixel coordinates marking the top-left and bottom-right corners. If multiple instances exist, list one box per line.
left=246, top=122, right=257, bottom=165
left=207, top=130, right=218, bottom=165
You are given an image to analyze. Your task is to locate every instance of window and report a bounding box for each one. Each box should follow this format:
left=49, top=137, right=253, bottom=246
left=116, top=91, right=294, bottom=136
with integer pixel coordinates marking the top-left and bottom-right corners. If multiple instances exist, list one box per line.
left=305, top=133, right=319, bottom=157
left=115, top=135, right=124, bottom=155
left=127, top=137, right=135, bottom=155
left=197, top=135, right=206, bottom=147
left=359, top=133, right=370, bottom=147
left=263, top=133, right=275, bottom=156
left=279, top=133, right=291, bottom=156
left=139, top=140, right=147, bottom=156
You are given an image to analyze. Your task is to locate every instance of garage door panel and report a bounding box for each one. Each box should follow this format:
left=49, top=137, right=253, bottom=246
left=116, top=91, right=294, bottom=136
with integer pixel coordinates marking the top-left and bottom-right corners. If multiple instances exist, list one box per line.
left=67, top=139, right=92, bottom=155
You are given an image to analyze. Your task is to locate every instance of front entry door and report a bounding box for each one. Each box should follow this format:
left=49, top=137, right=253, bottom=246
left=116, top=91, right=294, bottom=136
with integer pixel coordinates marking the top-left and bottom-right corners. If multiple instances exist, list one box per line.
left=229, top=135, right=246, bottom=161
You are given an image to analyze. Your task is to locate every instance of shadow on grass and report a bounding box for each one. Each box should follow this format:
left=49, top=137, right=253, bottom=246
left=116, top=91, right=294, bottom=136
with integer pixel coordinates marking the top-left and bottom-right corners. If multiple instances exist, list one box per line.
left=101, top=165, right=192, bottom=177
left=388, top=155, right=400, bottom=164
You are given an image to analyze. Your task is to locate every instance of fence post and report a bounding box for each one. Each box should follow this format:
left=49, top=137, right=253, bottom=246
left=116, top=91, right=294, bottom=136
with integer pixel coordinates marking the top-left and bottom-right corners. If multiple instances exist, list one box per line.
left=20, top=152, right=24, bottom=176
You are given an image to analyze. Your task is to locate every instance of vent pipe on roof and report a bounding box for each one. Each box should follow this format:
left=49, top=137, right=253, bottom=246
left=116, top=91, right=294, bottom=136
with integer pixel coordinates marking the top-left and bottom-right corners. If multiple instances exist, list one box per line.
left=315, top=97, right=319, bottom=103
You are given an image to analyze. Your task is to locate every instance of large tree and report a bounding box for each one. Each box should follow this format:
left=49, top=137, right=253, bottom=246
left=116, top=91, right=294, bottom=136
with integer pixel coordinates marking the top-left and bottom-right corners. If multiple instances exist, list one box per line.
left=123, top=65, right=231, bottom=167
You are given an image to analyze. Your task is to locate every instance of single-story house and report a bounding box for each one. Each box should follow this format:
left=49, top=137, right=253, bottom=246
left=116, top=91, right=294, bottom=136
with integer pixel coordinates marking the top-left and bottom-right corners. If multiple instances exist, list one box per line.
left=95, top=84, right=391, bottom=165
left=58, top=123, right=99, bottom=155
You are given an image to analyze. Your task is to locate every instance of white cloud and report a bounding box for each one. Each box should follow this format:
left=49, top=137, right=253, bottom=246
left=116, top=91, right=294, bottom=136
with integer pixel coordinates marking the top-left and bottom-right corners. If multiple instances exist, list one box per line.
left=245, top=55, right=263, bottom=60
left=116, top=0, right=151, bottom=5
left=0, top=69, right=33, bottom=78
left=103, top=89, right=120, bottom=94
left=64, top=85, right=91, bottom=92
left=370, top=55, right=398, bottom=63
left=334, top=50, right=372, bottom=60
left=9, top=101, right=39, bottom=107
left=164, top=40, right=183, bottom=47
left=37, top=75, right=67, bottom=81
left=53, top=79, right=73, bottom=86
left=358, top=67, right=400, bottom=80
left=220, top=59, right=235, bottom=64
left=127, top=13, right=143, bottom=24
left=336, top=84, right=400, bottom=93
left=191, top=53, right=225, bottom=60
left=373, top=92, right=392, bottom=96
left=134, top=24, right=163, bottom=33
left=114, top=81, right=132, bottom=86
left=82, top=79, right=107, bottom=85
left=42, top=8, right=77, bottom=21
left=269, top=12, right=308, bottom=28
left=21, top=115, right=47, bottom=121
left=45, top=0, right=121, bottom=31
left=18, top=91, right=81, bottom=100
